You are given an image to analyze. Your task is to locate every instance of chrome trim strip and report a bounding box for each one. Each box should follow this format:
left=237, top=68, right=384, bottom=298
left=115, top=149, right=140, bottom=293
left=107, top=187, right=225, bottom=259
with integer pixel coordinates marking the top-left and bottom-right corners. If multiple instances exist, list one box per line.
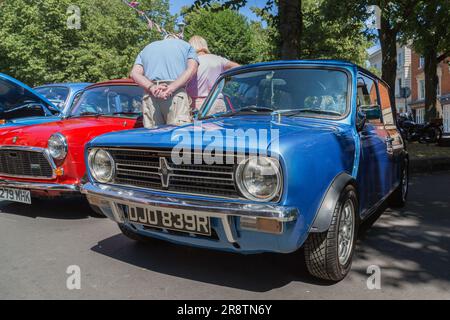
left=0, top=146, right=57, bottom=180
left=0, top=179, right=78, bottom=192
left=81, top=182, right=298, bottom=243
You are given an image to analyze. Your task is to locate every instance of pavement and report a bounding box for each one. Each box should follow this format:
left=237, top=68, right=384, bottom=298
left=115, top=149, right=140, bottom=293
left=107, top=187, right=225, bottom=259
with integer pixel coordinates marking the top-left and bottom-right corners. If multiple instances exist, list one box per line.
left=0, top=172, right=449, bottom=300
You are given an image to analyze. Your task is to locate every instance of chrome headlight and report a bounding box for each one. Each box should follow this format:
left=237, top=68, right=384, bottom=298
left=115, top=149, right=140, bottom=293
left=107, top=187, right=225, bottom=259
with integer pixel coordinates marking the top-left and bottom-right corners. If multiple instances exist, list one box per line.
left=88, top=149, right=115, bottom=183
left=48, top=133, right=68, bottom=160
left=236, top=156, right=282, bottom=202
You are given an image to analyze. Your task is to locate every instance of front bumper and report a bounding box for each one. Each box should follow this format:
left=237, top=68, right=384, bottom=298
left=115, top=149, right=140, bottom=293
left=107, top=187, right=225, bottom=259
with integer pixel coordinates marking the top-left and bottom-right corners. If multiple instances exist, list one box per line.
left=81, top=182, right=300, bottom=250
left=0, top=179, right=79, bottom=192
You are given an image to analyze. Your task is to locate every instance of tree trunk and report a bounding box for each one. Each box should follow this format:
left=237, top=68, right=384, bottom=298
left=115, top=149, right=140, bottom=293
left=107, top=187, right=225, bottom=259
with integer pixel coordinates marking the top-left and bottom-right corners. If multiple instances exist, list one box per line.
left=378, top=14, right=397, bottom=111
left=278, top=0, right=302, bottom=59
left=423, top=46, right=439, bottom=122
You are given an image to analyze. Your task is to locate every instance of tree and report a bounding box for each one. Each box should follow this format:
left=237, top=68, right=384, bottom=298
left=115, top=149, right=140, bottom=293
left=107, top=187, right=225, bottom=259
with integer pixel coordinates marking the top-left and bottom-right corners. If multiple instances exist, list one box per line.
left=0, top=0, right=173, bottom=86
left=183, top=6, right=257, bottom=64
left=402, top=0, right=450, bottom=121
left=253, top=0, right=372, bottom=65
left=301, top=0, right=371, bottom=65
left=322, top=0, right=419, bottom=110
left=193, top=0, right=303, bottom=60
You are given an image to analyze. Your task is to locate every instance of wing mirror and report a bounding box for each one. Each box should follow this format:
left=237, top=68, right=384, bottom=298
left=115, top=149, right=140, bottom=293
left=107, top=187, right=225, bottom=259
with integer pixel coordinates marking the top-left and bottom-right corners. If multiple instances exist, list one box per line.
left=360, top=104, right=382, bottom=120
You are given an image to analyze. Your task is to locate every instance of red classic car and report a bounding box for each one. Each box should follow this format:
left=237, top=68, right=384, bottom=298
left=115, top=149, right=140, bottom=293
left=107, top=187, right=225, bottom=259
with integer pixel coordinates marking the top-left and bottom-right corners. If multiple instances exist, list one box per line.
left=0, top=78, right=144, bottom=213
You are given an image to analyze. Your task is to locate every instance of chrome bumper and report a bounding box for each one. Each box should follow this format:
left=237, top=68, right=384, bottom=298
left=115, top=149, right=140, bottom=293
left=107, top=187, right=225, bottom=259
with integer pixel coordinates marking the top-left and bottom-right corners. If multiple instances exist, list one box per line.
left=81, top=182, right=299, bottom=243
left=0, top=179, right=78, bottom=192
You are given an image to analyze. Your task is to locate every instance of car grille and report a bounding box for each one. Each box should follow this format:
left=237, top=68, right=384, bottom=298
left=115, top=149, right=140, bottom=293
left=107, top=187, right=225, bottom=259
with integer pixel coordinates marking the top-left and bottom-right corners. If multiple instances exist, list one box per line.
left=0, top=149, right=54, bottom=178
left=106, top=148, right=239, bottom=198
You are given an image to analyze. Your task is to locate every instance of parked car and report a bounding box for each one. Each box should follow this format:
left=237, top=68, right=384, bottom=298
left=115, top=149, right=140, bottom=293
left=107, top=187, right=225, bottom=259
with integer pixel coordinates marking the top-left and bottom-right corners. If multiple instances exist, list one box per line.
left=82, top=60, right=409, bottom=281
left=0, top=78, right=144, bottom=214
left=0, top=73, right=61, bottom=127
left=34, top=82, right=91, bottom=116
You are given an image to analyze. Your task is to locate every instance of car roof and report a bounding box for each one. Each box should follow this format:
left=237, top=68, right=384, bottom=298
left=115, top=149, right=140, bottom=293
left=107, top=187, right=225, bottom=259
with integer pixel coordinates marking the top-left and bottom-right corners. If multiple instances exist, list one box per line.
left=34, top=83, right=92, bottom=91
left=222, top=59, right=386, bottom=86
left=86, top=78, right=137, bottom=89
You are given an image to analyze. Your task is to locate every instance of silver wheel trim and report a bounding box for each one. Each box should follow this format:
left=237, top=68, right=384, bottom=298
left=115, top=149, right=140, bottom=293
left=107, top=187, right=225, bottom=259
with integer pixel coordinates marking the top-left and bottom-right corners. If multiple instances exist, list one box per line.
left=401, top=166, right=408, bottom=201
left=338, top=199, right=355, bottom=266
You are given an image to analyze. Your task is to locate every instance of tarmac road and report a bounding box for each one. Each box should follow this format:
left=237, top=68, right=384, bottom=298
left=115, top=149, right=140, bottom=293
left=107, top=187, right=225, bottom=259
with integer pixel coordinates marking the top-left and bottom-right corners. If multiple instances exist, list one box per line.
left=0, top=172, right=449, bottom=300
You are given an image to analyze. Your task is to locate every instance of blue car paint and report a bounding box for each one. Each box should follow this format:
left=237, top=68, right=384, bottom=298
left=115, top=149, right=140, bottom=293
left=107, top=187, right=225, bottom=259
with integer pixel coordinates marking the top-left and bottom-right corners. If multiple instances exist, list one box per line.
left=86, top=60, right=404, bottom=254
left=34, top=82, right=91, bottom=116
left=0, top=74, right=90, bottom=129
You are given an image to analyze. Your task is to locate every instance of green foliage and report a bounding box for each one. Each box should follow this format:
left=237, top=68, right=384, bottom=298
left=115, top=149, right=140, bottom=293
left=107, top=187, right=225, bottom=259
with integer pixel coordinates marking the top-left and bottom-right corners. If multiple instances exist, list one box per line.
left=400, top=0, right=450, bottom=58
left=252, top=0, right=372, bottom=64
left=0, top=0, right=173, bottom=86
left=301, top=0, right=372, bottom=65
left=183, top=6, right=258, bottom=64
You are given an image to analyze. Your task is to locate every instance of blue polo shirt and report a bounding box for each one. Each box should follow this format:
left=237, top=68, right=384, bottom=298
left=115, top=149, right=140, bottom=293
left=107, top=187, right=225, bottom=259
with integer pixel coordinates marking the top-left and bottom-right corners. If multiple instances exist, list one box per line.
left=134, top=39, right=199, bottom=81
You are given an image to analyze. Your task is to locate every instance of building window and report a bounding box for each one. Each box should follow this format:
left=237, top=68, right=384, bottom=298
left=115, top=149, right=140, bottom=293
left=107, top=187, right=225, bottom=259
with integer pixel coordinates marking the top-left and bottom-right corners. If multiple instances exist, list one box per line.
left=416, top=108, right=425, bottom=124
left=419, top=56, right=425, bottom=69
left=397, top=78, right=402, bottom=96
left=398, top=53, right=403, bottom=68
left=419, top=79, right=425, bottom=100
left=437, top=76, right=441, bottom=96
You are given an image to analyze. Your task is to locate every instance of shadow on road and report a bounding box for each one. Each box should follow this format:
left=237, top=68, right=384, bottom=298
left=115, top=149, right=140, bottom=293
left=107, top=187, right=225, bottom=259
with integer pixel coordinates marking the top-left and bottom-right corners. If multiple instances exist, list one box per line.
left=92, top=233, right=332, bottom=292
left=0, top=196, right=99, bottom=220
left=91, top=172, right=450, bottom=292
left=354, top=173, right=450, bottom=289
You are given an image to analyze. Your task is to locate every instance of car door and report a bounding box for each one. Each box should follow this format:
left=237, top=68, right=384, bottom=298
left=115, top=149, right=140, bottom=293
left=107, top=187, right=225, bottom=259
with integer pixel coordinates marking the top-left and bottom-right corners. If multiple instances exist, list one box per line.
left=356, top=73, right=391, bottom=214
left=378, top=81, right=404, bottom=192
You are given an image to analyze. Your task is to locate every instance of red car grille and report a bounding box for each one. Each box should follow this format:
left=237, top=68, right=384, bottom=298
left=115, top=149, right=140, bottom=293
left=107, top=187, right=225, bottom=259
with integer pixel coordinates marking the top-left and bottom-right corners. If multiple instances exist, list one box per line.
left=0, top=149, right=53, bottom=179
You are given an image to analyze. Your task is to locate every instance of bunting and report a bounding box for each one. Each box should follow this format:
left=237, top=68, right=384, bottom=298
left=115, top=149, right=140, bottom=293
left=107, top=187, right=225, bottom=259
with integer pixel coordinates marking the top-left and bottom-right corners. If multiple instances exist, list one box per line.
left=122, top=0, right=184, bottom=39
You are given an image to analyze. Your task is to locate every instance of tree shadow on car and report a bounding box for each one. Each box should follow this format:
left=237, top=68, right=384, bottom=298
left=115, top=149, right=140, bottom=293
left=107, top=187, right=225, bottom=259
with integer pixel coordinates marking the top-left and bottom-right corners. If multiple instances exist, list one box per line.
left=353, top=173, right=450, bottom=290
left=91, top=232, right=334, bottom=292
left=0, top=196, right=99, bottom=220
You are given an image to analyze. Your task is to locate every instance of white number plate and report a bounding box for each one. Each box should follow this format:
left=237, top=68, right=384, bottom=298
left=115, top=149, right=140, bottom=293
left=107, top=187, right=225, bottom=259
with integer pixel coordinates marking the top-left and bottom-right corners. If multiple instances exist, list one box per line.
left=125, top=205, right=211, bottom=236
left=0, top=187, right=31, bottom=204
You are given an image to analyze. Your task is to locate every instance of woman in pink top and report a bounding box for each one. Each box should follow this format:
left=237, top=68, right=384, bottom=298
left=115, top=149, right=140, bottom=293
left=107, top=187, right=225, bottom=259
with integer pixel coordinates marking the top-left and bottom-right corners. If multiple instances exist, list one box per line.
left=187, top=36, right=240, bottom=110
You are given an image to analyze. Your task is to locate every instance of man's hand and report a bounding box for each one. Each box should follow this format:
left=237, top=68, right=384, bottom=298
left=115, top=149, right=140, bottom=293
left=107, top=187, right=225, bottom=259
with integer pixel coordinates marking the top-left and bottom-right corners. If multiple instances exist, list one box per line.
left=149, top=84, right=167, bottom=98
left=158, top=84, right=177, bottom=100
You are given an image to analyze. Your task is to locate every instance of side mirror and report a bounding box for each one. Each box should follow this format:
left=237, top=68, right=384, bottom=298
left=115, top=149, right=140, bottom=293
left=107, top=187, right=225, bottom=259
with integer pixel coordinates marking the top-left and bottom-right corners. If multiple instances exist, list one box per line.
left=356, top=110, right=366, bottom=131
left=361, top=104, right=382, bottom=120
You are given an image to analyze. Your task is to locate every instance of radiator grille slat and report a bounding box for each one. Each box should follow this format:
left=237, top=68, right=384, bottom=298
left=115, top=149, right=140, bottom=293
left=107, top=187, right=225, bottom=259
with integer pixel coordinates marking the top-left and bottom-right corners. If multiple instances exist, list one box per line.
left=106, top=148, right=239, bottom=198
left=0, top=149, right=53, bottom=178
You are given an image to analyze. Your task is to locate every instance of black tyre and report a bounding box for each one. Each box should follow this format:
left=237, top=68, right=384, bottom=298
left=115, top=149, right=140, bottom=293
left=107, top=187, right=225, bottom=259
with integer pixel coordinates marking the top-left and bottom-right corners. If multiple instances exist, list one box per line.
left=388, top=158, right=409, bottom=208
left=118, top=223, right=153, bottom=243
left=304, top=185, right=358, bottom=282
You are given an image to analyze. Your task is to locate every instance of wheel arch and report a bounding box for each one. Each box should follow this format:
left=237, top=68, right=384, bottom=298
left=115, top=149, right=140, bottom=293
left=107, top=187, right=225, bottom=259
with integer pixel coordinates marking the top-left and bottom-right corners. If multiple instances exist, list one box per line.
left=309, top=172, right=357, bottom=233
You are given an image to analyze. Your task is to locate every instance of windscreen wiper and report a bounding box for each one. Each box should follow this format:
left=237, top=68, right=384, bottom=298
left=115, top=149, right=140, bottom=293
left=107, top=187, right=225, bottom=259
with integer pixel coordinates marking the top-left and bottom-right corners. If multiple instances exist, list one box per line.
left=276, top=108, right=342, bottom=117
left=110, top=112, right=141, bottom=116
left=68, top=111, right=101, bottom=118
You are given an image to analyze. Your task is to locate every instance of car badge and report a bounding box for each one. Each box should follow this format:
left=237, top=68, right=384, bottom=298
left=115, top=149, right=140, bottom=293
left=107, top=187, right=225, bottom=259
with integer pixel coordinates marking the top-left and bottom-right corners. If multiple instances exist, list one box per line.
left=12, top=136, right=18, bottom=144
left=158, top=158, right=171, bottom=188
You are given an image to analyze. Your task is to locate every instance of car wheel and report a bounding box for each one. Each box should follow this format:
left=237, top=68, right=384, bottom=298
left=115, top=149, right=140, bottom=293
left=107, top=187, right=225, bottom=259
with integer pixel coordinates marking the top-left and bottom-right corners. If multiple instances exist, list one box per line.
left=389, top=158, right=409, bottom=208
left=304, top=185, right=358, bottom=282
left=118, top=223, right=153, bottom=243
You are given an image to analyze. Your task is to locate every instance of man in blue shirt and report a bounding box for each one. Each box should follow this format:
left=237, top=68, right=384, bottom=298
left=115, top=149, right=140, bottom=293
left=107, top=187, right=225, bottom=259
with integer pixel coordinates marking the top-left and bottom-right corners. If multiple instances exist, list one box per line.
left=131, top=36, right=199, bottom=128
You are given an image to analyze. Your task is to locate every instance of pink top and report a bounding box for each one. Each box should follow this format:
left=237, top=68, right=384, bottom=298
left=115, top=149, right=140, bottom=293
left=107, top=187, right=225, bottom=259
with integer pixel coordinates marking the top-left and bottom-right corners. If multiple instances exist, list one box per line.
left=187, top=54, right=229, bottom=99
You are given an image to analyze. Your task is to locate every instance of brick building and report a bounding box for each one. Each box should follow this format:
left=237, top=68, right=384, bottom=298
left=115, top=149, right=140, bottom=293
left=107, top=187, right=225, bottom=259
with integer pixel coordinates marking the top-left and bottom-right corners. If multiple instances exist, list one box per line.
left=410, top=51, right=450, bottom=136
left=368, top=45, right=413, bottom=114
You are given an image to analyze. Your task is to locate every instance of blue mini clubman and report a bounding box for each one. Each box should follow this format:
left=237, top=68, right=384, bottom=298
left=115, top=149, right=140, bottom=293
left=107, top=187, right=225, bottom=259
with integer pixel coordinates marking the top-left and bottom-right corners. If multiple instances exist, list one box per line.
left=82, top=60, right=409, bottom=281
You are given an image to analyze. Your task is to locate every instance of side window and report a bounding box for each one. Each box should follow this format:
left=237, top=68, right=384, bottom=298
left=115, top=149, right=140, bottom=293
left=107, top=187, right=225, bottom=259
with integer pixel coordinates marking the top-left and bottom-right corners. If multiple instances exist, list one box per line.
left=357, top=74, right=381, bottom=124
left=378, top=82, right=395, bottom=127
